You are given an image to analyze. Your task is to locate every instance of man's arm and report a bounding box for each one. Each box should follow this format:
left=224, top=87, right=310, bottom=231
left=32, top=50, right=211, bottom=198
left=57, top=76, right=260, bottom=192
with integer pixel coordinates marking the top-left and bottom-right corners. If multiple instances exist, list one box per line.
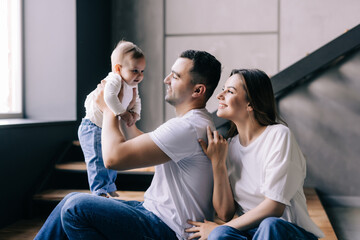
left=119, top=120, right=144, bottom=140
left=96, top=83, right=170, bottom=170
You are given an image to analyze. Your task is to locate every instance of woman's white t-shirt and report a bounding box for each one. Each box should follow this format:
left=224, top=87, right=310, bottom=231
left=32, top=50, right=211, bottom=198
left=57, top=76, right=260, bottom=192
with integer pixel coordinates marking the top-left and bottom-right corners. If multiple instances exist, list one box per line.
left=227, top=124, right=324, bottom=238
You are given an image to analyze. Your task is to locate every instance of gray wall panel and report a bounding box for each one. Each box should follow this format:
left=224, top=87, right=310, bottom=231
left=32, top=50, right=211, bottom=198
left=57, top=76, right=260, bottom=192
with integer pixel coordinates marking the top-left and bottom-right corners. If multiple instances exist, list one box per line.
left=280, top=0, right=360, bottom=70
left=166, top=0, right=278, bottom=34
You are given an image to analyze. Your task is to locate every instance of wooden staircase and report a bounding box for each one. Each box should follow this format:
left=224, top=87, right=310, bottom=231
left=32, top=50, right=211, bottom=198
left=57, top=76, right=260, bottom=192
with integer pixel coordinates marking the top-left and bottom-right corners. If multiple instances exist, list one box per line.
left=31, top=140, right=154, bottom=214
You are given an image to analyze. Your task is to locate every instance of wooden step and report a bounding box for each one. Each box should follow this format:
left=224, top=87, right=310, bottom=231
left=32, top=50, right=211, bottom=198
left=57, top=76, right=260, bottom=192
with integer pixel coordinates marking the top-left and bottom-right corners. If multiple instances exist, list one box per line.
left=304, top=188, right=337, bottom=239
left=33, top=189, right=145, bottom=202
left=55, top=161, right=155, bottom=175
left=72, top=140, right=80, bottom=146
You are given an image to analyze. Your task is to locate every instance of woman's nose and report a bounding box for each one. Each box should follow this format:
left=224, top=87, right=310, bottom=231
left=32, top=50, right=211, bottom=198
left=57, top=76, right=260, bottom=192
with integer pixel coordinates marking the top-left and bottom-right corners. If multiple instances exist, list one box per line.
left=217, top=92, right=224, bottom=100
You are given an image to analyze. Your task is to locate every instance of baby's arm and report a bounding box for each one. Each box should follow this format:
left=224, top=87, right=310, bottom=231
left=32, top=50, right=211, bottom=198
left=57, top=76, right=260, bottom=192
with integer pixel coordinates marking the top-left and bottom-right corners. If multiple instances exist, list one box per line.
left=103, top=74, right=126, bottom=116
left=129, top=86, right=141, bottom=121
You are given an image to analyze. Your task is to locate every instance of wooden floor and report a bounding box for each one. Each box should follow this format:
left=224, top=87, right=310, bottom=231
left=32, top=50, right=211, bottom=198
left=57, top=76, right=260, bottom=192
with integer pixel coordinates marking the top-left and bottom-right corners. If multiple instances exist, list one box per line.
left=0, top=217, right=44, bottom=240
left=0, top=188, right=337, bottom=239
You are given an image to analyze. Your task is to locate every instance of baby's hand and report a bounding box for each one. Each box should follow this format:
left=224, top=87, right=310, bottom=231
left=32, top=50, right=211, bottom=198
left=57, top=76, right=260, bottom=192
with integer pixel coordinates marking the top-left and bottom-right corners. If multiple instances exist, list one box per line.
left=119, top=111, right=133, bottom=126
left=128, top=112, right=139, bottom=127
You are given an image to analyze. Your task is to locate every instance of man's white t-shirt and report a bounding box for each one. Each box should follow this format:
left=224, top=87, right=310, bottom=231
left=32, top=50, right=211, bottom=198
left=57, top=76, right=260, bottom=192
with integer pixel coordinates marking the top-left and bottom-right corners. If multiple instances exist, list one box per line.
left=144, top=108, right=215, bottom=239
left=227, top=124, right=324, bottom=238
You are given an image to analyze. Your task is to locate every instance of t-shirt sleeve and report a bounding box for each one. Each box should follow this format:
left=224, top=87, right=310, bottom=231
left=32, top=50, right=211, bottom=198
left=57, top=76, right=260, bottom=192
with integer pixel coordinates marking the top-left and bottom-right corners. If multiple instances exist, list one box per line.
left=149, top=118, right=197, bottom=163
left=260, top=127, right=305, bottom=206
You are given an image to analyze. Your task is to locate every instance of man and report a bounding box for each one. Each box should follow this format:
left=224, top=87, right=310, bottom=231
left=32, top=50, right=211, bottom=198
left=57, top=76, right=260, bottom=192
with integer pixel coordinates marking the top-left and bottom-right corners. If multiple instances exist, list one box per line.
left=35, top=50, right=221, bottom=240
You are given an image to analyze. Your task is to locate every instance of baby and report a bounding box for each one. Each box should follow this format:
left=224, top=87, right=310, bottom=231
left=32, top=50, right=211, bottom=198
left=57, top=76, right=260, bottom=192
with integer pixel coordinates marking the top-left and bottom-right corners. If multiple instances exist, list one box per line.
left=78, top=40, right=146, bottom=197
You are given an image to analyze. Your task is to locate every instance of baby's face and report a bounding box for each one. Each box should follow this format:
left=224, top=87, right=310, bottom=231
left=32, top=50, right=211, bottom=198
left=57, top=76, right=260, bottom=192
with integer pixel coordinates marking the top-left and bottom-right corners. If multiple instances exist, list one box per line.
left=119, top=56, right=146, bottom=86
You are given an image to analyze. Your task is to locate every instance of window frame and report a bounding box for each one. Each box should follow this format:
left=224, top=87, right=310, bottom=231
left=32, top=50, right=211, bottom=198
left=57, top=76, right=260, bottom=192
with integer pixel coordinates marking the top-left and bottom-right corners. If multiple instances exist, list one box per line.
left=0, top=0, right=23, bottom=119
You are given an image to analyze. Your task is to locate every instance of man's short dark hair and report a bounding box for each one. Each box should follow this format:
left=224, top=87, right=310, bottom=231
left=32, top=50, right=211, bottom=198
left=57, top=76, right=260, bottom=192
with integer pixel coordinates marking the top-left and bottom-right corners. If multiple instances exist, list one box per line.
left=180, top=50, right=221, bottom=101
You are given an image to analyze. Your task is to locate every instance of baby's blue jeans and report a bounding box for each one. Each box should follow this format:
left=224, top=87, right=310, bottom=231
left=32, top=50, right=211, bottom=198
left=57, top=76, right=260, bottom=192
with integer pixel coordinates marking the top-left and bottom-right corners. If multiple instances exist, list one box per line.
left=78, top=118, right=117, bottom=195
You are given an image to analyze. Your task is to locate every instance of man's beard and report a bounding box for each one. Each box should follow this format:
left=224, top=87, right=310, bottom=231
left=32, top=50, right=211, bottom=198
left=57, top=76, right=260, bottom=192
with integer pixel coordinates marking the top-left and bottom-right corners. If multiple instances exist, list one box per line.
left=165, top=97, right=176, bottom=106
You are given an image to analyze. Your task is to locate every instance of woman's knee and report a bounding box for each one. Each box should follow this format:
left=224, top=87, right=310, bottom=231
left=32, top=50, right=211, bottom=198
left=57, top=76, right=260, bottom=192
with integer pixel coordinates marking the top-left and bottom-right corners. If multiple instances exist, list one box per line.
left=258, top=217, right=286, bottom=232
left=208, top=225, right=236, bottom=240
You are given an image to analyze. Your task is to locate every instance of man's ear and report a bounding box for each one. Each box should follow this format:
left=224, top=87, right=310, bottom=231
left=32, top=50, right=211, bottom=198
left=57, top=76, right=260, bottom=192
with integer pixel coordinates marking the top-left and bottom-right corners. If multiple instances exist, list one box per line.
left=114, top=64, right=121, bottom=74
left=192, top=84, right=206, bottom=98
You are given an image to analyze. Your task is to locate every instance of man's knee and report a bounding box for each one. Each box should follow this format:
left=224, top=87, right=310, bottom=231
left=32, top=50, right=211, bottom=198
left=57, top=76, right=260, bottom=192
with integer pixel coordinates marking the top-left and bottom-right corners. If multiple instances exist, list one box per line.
left=61, top=193, right=91, bottom=221
left=208, top=225, right=236, bottom=240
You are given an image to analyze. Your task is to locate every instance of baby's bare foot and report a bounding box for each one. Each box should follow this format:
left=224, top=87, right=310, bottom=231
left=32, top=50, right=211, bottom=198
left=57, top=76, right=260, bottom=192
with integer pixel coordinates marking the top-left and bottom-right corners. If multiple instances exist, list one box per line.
left=99, top=193, right=109, bottom=198
left=108, top=191, right=119, bottom=197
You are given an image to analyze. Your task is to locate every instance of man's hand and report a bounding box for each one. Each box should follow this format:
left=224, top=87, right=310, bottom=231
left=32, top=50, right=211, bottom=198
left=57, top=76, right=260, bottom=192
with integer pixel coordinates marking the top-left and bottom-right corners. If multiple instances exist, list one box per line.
left=120, top=87, right=138, bottom=127
left=94, top=80, right=110, bottom=112
left=185, top=220, right=219, bottom=240
left=127, top=87, right=137, bottom=110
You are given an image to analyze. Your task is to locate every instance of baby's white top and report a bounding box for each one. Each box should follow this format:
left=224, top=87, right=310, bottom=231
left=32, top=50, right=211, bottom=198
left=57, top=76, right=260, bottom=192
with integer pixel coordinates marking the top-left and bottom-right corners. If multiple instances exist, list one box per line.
left=84, top=72, right=141, bottom=127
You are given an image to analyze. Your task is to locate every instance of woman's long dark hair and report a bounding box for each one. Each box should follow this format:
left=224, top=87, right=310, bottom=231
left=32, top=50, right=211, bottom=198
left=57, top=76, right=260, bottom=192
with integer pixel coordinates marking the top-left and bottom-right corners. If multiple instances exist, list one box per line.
left=227, top=69, right=287, bottom=138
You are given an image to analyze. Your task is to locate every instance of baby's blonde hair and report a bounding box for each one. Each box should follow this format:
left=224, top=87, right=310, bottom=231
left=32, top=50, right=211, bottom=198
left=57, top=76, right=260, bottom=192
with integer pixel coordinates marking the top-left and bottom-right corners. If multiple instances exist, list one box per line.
left=111, top=40, right=144, bottom=69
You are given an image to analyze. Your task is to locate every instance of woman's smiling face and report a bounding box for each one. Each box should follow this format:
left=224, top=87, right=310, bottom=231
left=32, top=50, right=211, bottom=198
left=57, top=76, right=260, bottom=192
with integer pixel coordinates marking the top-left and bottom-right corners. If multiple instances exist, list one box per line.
left=216, top=74, right=250, bottom=121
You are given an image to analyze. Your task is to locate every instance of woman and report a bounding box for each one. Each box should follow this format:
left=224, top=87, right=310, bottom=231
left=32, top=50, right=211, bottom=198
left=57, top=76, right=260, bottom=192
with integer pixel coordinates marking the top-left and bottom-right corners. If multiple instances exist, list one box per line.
left=186, top=69, right=324, bottom=240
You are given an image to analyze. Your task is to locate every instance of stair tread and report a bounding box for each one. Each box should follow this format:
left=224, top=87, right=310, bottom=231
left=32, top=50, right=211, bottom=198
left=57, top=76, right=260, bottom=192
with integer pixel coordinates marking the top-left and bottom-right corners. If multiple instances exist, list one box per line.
left=33, top=189, right=145, bottom=202
left=303, top=188, right=337, bottom=239
left=56, top=161, right=155, bottom=174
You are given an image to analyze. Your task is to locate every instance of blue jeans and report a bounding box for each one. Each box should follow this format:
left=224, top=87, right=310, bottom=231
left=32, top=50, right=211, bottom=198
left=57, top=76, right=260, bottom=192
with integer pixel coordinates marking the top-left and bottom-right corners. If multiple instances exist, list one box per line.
left=208, top=217, right=318, bottom=240
left=78, top=119, right=117, bottom=195
left=34, top=192, right=177, bottom=240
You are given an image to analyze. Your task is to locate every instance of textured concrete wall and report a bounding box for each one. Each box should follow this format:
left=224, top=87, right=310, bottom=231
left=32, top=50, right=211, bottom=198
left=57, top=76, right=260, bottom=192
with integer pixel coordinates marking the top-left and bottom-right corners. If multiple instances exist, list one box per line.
left=278, top=51, right=360, bottom=200
left=280, top=0, right=360, bottom=70
left=111, top=0, right=164, bottom=132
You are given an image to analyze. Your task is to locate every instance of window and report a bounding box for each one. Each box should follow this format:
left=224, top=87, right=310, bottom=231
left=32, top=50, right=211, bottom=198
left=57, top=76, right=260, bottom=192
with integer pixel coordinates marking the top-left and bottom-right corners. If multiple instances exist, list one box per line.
left=0, top=0, right=22, bottom=118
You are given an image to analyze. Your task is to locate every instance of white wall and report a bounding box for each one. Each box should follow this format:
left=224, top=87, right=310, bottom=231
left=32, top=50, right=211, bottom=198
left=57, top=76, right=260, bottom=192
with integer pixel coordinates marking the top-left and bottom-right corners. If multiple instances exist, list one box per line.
left=164, top=0, right=360, bottom=120
left=24, top=0, right=76, bottom=121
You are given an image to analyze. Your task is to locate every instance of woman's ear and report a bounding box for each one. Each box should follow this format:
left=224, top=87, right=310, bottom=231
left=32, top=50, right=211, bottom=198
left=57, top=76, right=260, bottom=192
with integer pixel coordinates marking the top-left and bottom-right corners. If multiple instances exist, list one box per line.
left=114, top=64, right=122, bottom=74
left=192, top=84, right=206, bottom=98
left=247, top=102, right=254, bottom=112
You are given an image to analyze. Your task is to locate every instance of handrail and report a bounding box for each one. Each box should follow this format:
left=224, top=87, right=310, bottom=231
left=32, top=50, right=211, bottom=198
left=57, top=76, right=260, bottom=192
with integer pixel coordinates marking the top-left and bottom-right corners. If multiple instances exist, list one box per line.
left=271, top=24, right=360, bottom=98
left=213, top=24, right=360, bottom=128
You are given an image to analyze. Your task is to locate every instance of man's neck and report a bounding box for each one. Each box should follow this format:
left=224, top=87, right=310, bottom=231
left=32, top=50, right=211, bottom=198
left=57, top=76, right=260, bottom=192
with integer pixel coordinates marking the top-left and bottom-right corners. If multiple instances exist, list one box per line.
left=174, top=102, right=206, bottom=117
